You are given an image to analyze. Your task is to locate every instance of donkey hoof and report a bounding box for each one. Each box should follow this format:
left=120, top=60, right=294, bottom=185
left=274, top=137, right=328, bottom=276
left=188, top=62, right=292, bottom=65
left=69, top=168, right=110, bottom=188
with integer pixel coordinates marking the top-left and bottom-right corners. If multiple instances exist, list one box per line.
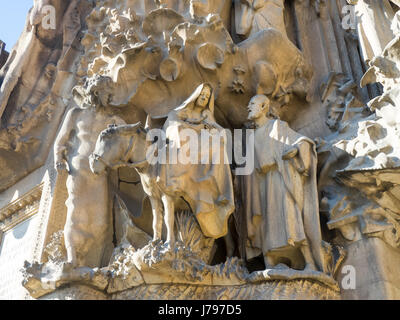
left=151, top=239, right=163, bottom=247
left=163, top=241, right=175, bottom=251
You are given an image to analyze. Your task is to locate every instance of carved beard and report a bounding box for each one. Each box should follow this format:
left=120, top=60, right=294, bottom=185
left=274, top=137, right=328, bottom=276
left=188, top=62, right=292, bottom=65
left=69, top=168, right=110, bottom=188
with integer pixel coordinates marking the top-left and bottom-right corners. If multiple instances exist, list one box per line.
left=248, top=111, right=261, bottom=121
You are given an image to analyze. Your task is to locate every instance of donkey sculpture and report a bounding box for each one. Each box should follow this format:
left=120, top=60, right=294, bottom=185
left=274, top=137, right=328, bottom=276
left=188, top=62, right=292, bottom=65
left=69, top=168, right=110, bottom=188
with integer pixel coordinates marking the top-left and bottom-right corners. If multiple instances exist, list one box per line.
left=89, top=122, right=234, bottom=250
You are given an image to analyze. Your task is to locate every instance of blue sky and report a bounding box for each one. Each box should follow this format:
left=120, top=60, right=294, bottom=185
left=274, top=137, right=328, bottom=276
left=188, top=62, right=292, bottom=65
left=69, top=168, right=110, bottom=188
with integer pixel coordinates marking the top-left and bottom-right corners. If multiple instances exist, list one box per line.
left=0, top=1, right=33, bottom=51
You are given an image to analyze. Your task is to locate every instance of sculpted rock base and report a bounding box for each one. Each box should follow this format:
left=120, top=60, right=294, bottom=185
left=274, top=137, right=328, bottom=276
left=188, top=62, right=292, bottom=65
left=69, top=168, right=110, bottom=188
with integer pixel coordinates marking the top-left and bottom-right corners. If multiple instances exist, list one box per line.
left=111, top=281, right=340, bottom=300
left=40, top=285, right=108, bottom=300
left=22, top=261, right=109, bottom=299
left=23, top=210, right=339, bottom=300
left=26, top=241, right=340, bottom=300
left=37, top=281, right=339, bottom=300
left=107, top=241, right=248, bottom=293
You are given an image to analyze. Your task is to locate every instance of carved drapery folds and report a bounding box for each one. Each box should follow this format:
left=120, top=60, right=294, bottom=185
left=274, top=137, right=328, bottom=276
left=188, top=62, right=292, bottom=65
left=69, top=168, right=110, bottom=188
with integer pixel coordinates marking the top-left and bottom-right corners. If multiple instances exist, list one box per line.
left=0, top=0, right=399, bottom=300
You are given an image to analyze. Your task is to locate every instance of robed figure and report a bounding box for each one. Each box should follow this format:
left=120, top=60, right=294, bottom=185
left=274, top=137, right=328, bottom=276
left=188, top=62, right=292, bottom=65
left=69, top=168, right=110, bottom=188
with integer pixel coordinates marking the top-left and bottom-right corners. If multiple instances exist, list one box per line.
left=242, top=95, right=327, bottom=273
left=162, top=83, right=235, bottom=239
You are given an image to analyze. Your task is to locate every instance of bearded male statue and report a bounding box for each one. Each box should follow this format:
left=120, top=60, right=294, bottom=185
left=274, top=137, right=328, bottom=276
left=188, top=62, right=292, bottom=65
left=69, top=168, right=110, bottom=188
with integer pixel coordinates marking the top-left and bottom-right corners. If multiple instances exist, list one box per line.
left=241, top=95, right=328, bottom=273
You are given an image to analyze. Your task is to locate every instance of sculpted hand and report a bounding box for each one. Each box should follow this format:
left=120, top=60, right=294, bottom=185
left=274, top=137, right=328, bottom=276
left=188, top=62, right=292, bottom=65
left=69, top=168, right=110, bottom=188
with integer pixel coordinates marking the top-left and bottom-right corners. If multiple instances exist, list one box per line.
left=185, top=115, right=207, bottom=125
left=282, top=147, right=298, bottom=160
left=282, top=146, right=311, bottom=176
left=297, top=165, right=308, bottom=176
left=297, top=142, right=313, bottom=177
left=203, top=122, right=214, bottom=130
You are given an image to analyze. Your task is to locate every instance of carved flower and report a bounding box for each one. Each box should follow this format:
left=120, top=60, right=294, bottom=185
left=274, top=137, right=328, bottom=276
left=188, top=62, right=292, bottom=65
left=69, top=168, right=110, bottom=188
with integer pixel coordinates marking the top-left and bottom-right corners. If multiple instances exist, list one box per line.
left=230, top=79, right=245, bottom=94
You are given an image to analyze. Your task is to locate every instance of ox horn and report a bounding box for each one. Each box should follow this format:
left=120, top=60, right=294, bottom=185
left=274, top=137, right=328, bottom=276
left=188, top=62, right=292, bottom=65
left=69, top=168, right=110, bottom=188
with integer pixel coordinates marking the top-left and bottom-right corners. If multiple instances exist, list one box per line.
left=145, top=115, right=152, bottom=130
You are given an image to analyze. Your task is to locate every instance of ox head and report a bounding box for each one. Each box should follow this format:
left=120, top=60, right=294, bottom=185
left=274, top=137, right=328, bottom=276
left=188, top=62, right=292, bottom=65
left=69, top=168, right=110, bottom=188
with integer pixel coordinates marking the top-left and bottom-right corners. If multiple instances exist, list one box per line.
left=243, top=28, right=314, bottom=109
left=89, top=122, right=147, bottom=175
left=190, top=0, right=210, bottom=18
left=234, top=0, right=266, bottom=36
left=289, top=61, right=314, bottom=102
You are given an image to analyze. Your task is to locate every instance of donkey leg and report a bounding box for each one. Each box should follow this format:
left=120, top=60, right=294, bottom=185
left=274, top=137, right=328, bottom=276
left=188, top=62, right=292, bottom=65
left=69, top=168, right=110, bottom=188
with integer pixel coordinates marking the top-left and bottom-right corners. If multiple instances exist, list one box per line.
left=150, top=197, right=163, bottom=243
left=161, top=194, right=175, bottom=250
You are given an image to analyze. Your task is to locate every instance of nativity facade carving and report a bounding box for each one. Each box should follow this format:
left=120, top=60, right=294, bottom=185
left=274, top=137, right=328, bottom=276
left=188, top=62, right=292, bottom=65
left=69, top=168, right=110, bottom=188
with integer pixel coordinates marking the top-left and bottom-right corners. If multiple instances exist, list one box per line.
left=0, top=0, right=400, bottom=300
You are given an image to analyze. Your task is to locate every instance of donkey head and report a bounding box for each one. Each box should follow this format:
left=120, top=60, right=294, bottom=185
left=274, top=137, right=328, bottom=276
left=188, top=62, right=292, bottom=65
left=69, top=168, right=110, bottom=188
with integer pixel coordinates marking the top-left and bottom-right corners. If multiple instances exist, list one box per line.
left=90, top=122, right=147, bottom=174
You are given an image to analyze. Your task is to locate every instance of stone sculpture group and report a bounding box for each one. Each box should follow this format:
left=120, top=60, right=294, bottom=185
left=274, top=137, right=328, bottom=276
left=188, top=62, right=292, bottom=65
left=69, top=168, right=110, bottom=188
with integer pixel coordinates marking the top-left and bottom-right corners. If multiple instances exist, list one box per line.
left=0, top=0, right=398, bottom=300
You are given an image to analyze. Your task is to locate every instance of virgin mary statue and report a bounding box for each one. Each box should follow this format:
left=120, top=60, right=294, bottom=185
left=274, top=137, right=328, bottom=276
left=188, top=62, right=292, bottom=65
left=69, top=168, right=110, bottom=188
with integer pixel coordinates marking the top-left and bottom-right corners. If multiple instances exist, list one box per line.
left=162, top=83, right=235, bottom=239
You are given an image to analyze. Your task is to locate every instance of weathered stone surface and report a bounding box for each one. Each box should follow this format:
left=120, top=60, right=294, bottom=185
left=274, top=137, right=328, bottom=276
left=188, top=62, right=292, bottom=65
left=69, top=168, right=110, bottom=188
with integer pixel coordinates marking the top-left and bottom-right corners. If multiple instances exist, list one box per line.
left=0, top=41, right=8, bottom=70
left=37, top=280, right=339, bottom=300
left=337, top=238, right=400, bottom=299
left=111, top=281, right=340, bottom=300
left=40, top=284, right=108, bottom=300
left=1, top=0, right=400, bottom=301
left=0, top=0, right=94, bottom=192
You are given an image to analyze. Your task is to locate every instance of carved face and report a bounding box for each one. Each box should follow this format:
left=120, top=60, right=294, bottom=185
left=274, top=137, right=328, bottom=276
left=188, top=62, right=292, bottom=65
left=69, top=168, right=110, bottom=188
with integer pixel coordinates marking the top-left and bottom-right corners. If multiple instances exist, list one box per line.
left=79, top=76, right=115, bottom=108
left=247, top=95, right=269, bottom=120
left=93, top=89, right=112, bottom=107
left=196, top=86, right=211, bottom=109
